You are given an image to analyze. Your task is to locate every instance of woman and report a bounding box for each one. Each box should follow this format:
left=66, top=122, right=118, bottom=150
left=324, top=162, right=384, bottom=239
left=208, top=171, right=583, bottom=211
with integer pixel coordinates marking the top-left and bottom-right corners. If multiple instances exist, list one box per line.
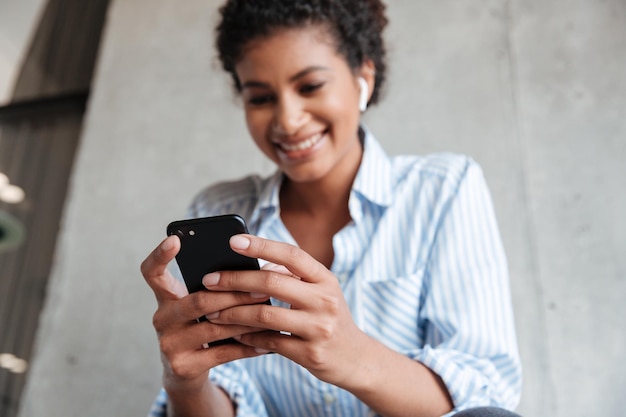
left=141, top=1, right=522, bottom=416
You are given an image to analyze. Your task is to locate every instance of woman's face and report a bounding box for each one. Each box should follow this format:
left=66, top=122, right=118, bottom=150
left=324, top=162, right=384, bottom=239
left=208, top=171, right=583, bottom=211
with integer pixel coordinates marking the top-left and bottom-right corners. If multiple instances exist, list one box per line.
left=234, top=26, right=372, bottom=185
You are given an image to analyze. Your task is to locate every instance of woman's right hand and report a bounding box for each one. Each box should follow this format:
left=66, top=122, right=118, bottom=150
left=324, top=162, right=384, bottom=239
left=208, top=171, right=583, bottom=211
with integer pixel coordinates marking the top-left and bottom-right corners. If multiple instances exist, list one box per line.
left=140, top=235, right=269, bottom=394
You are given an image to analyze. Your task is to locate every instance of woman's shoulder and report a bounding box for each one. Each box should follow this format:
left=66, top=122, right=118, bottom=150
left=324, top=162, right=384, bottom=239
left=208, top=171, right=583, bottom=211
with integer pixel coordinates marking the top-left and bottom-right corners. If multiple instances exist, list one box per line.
left=392, top=152, right=479, bottom=191
left=186, top=174, right=271, bottom=218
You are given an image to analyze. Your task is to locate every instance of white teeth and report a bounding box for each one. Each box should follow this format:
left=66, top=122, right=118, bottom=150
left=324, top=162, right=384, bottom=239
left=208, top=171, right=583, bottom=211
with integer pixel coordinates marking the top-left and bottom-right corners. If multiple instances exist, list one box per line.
left=279, top=133, right=323, bottom=152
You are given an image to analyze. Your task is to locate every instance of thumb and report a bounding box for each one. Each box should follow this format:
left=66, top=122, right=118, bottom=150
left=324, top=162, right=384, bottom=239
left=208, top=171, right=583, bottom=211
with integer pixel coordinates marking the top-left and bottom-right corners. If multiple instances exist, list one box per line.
left=141, top=235, right=189, bottom=301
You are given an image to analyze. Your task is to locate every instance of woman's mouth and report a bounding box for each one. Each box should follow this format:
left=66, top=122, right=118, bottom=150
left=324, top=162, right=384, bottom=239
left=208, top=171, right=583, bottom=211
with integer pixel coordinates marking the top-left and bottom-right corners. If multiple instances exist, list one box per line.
left=274, top=131, right=326, bottom=153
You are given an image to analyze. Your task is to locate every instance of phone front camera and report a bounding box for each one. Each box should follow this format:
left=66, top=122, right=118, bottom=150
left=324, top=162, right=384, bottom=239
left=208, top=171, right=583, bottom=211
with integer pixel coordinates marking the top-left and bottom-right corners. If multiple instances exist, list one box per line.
left=189, top=230, right=196, bottom=236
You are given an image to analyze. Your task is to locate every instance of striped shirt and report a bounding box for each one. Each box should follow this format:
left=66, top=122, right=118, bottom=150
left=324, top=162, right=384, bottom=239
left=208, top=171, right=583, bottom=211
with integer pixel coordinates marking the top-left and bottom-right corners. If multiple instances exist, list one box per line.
left=149, top=128, right=522, bottom=417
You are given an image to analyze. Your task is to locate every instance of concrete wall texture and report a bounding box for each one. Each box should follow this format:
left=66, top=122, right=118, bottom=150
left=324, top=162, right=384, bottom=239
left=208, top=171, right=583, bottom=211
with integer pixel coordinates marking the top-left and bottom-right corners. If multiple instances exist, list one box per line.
left=17, top=0, right=626, bottom=416
left=0, top=0, right=46, bottom=104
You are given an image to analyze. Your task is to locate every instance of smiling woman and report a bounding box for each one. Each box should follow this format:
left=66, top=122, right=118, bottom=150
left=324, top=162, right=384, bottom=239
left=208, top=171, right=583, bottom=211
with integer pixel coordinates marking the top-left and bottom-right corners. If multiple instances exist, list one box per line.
left=141, top=1, right=523, bottom=417
left=236, top=27, right=367, bottom=196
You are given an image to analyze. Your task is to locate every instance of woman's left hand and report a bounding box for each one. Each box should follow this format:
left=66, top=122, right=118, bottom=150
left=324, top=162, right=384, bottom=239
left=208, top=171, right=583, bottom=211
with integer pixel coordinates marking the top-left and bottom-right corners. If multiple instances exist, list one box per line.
left=202, top=233, right=370, bottom=388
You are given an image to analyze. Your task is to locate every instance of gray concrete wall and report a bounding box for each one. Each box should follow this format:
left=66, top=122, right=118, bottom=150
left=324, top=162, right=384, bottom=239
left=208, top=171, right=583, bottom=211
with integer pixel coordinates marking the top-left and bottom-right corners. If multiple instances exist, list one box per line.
left=18, top=0, right=626, bottom=416
left=0, top=0, right=46, bottom=104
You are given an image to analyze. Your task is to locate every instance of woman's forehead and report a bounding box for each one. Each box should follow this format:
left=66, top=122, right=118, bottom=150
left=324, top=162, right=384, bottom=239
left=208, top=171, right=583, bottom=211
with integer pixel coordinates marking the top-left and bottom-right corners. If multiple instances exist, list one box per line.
left=242, top=24, right=337, bottom=58
left=235, top=26, right=348, bottom=80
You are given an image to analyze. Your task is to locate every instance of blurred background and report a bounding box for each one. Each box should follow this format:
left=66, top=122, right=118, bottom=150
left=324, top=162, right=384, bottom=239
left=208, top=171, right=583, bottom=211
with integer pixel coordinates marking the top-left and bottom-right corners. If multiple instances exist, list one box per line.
left=0, top=0, right=624, bottom=416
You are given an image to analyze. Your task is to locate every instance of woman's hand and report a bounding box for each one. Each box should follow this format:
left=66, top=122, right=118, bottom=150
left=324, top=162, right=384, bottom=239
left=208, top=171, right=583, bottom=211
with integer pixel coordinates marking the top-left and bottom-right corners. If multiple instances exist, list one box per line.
left=143, top=234, right=452, bottom=417
left=204, top=234, right=453, bottom=417
left=140, top=235, right=269, bottom=393
left=202, top=234, right=371, bottom=388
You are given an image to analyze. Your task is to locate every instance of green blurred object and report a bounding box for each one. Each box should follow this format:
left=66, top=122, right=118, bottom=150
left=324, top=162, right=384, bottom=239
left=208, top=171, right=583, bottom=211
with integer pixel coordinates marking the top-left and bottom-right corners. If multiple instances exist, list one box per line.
left=0, top=210, right=25, bottom=253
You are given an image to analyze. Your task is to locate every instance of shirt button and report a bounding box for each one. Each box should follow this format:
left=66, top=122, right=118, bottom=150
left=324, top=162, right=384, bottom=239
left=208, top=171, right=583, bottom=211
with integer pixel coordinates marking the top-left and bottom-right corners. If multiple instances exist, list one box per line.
left=323, top=392, right=336, bottom=405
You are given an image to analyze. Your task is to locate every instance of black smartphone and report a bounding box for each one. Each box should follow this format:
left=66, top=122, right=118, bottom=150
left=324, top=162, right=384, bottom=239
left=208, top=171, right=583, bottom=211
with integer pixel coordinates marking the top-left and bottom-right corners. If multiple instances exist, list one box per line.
left=167, top=214, right=267, bottom=346
left=166, top=214, right=260, bottom=293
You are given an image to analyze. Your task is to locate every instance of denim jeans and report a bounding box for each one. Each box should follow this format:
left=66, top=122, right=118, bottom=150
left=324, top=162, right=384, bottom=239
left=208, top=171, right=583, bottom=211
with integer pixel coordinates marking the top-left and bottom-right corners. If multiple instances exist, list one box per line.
left=454, top=407, right=522, bottom=417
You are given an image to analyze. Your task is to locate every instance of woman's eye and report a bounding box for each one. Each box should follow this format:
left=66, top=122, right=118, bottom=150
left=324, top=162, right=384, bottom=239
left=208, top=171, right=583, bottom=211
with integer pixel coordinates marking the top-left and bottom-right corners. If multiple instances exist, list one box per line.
left=300, top=83, right=323, bottom=94
left=248, top=95, right=274, bottom=106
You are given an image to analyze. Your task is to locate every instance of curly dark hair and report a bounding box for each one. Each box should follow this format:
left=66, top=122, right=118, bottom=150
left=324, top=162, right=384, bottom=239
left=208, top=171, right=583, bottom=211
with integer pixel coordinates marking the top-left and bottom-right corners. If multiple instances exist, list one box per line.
left=216, top=0, right=389, bottom=106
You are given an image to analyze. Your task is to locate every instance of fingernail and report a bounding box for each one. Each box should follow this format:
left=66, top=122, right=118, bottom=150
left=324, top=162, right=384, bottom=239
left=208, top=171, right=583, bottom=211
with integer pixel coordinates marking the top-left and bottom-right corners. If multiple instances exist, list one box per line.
left=161, top=236, right=175, bottom=251
left=203, top=272, right=220, bottom=286
left=254, top=347, right=271, bottom=354
left=233, top=335, right=241, bottom=341
left=205, top=311, right=219, bottom=320
left=230, top=235, right=250, bottom=250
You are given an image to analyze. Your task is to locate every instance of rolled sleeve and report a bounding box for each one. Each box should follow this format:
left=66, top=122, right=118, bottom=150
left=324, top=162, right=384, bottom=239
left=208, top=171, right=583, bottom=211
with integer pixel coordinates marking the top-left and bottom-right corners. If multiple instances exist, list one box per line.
left=210, top=360, right=269, bottom=417
left=147, top=361, right=268, bottom=417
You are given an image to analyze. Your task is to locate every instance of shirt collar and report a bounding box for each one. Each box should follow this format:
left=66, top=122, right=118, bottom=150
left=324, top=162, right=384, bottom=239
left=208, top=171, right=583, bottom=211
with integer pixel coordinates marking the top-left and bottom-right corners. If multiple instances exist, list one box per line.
left=248, top=170, right=283, bottom=231
left=351, top=125, right=395, bottom=208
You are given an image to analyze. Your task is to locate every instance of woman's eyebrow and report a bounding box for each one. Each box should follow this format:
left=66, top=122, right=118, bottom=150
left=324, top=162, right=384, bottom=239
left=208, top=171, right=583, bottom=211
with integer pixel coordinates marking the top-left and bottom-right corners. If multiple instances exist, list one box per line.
left=241, top=80, right=270, bottom=90
left=241, top=66, right=331, bottom=90
left=289, top=66, right=330, bottom=82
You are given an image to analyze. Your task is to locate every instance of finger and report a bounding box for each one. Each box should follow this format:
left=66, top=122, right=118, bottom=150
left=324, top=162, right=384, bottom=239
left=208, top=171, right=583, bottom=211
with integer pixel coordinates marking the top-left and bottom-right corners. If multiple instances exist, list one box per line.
left=205, top=268, right=310, bottom=307
left=175, top=289, right=271, bottom=323
left=236, top=330, right=300, bottom=357
left=164, top=338, right=267, bottom=380
left=209, top=302, right=316, bottom=338
left=230, top=235, right=327, bottom=283
left=160, top=319, right=267, bottom=352
left=199, top=324, right=268, bottom=349
left=261, top=262, right=302, bottom=279
left=140, top=235, right=187, bottom=301
left=198, top=341, right=268, bottom=365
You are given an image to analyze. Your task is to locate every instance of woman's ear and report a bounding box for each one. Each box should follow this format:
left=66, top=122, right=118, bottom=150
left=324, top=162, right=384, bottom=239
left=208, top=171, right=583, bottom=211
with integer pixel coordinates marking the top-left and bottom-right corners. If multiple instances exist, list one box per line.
left=358, top=59, right=376, bottom=109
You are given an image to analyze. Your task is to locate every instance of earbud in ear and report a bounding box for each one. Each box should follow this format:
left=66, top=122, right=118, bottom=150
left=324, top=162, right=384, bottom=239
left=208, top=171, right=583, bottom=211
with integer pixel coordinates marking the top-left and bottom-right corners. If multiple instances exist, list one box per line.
left=358, top=77, right=368, bottom=112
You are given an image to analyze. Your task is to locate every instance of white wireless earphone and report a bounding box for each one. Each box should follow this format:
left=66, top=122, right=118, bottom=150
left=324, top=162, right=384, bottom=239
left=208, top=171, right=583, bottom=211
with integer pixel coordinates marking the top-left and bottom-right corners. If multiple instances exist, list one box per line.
left=358, top=77, right=369, bottom=112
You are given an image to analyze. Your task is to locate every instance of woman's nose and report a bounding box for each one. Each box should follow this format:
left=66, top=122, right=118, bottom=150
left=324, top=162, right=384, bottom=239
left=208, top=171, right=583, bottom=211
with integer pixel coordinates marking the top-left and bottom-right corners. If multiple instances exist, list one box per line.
left=273, top=95, right=308, bottom=136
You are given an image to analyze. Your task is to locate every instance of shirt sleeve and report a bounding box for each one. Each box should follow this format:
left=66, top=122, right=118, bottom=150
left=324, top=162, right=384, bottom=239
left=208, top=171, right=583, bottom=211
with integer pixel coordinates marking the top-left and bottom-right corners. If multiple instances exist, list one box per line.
left=408, top=160, right=522, bottom=413
left=147, top=360, right=269, bottom=417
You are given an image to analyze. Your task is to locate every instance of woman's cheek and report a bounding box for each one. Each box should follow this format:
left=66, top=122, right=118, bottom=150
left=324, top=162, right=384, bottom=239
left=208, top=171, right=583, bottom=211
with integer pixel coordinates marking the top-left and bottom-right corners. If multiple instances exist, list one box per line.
left=245, top=113, right=274, bottom=156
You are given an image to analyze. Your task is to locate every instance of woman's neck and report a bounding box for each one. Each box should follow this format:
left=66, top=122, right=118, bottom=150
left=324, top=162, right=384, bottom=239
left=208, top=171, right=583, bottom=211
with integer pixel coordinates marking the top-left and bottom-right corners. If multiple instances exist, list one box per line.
left=280, top=147, right=363, bottom=219
left=277, top=134, right=363, bottom=267
left=280, top=176, right=351, bottom=218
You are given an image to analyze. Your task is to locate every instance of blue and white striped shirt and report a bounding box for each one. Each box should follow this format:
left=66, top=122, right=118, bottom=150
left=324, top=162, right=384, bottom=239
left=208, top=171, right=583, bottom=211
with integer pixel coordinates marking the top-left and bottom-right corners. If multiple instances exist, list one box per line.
left=149, top=128, right=522, bottom=417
